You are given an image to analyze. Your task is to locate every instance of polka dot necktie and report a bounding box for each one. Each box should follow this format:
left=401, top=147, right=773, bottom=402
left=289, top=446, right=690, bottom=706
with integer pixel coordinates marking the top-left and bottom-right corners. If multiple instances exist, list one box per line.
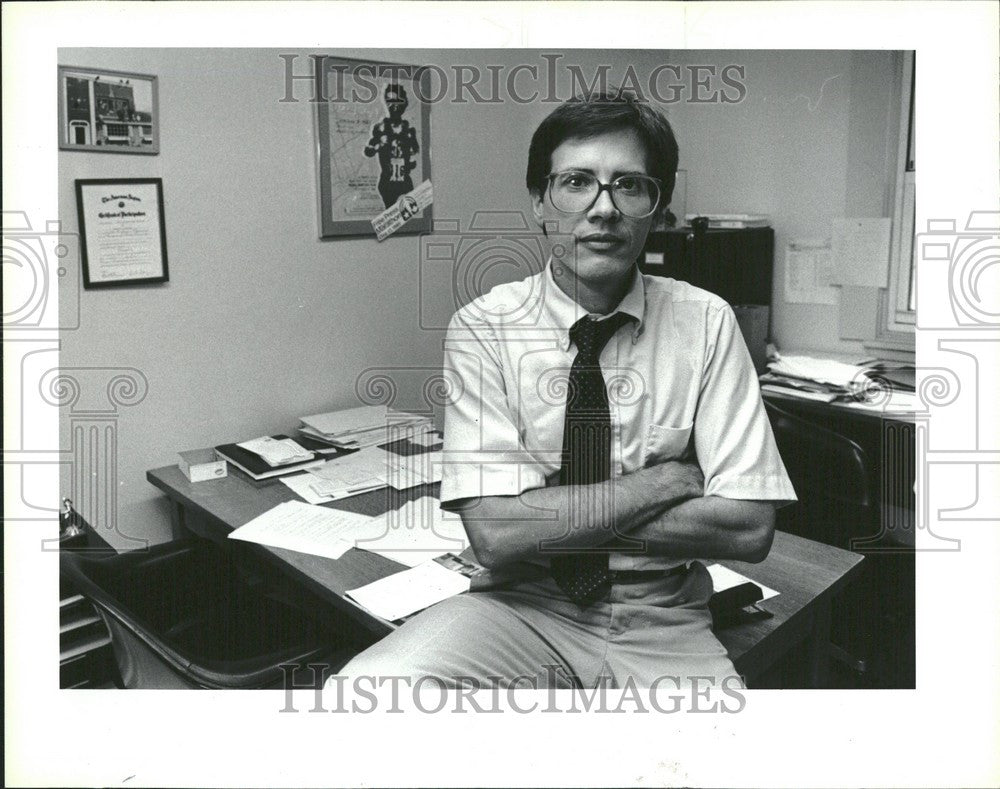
left=550, top=312, right=633, bottom=606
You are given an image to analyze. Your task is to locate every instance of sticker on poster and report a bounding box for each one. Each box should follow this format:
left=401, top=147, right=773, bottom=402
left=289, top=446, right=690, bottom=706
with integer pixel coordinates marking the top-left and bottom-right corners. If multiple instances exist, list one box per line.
left=371, top=180, right=433, bottom=241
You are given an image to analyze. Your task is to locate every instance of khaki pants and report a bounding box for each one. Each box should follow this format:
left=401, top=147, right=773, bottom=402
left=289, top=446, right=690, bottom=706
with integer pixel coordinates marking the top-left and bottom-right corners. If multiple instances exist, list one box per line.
left=336, top=562, right=738, bottom=688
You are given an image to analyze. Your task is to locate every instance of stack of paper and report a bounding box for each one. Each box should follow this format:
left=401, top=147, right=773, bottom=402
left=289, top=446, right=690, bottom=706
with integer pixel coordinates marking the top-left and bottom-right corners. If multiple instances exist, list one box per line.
left=298, top=405, right=435, bottom=449
left=381, top=450, right=444, bottom=490
left=237, top=436, right=314, bottom=466
left=215, top=434, right=324, bottom=480
left=280, top=447, right=444, bottom=505
left=761, top=352, right=871, bottom=403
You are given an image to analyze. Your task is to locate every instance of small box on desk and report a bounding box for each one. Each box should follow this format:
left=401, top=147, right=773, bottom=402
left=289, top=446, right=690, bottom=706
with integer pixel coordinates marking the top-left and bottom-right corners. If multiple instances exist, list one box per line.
left=178, top=448, right=227, bottom=483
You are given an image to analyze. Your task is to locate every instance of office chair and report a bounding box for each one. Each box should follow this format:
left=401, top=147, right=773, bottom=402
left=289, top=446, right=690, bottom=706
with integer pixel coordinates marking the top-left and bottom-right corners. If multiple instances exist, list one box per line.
left=60, top=533, right=365, bottom=689
left=763, top=400, right=880, bottom=684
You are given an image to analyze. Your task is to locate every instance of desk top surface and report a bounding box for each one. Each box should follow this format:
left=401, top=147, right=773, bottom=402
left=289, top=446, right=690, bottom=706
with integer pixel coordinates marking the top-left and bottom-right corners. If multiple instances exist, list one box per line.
left=147, top=459, right=864, bottom=674
left=762, top=388, right=918, bottom=424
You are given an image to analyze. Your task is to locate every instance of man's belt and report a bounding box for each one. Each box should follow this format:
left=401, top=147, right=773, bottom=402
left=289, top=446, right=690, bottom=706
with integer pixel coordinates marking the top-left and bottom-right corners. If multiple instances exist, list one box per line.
left=606, top=564, right=689, bottom=585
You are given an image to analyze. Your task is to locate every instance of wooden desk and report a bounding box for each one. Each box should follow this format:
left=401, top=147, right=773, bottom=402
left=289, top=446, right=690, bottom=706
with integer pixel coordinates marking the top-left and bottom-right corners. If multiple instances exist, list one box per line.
left=147, top=461, right=863, bottom=687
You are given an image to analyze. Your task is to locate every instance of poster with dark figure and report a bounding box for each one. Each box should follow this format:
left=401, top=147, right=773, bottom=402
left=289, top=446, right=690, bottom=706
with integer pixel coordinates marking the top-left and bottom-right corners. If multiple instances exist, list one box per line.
left=315, top=57, right=432, bottom=238
left=364, top=84, right=420, bottom=209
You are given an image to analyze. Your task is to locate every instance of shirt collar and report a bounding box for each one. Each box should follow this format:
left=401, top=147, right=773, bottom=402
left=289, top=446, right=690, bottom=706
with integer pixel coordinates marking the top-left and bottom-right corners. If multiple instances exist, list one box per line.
left=541, top=260, right=646, bottom=350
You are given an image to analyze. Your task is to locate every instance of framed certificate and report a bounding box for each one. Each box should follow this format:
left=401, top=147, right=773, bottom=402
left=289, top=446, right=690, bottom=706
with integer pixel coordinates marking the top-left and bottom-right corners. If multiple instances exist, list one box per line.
left=75, top=178, right=169, bottom=288
left=314, top=56, right=433, bottom=238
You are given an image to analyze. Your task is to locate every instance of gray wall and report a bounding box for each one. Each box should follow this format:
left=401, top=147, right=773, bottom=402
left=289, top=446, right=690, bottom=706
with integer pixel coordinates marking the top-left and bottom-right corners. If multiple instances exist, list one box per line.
left=57, top=49, right=900, bottom=549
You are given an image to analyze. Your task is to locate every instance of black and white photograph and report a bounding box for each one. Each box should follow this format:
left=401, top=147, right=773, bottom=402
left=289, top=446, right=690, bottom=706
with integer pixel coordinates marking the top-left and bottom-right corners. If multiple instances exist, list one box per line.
left=3, top=3, right=999, bottom=788
left=58, top=65, right=159, bottom=154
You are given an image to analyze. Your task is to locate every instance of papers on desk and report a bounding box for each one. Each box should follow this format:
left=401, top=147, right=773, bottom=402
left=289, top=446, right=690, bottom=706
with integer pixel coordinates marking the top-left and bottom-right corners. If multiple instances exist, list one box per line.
left=346, top=555, right=474, bottom=622
left=352, top=496, right=468, bottom=567
left=236, top=436, right=313, bottom=467
left=279, top=448, right=444, bottom=504
left=409, top=429, right=443, bottom=447
left=768, top=353, right=869, bottom=389
left=227, top=501, right=376, bottom=561
left=228, top=496, right=470, bottom=570
left=279, top=472, right=381, bottom=505
left=706, top=563, right=779, bottom=601
left=307, top=446, right=390, bottom=495
left=298, top=406, right=435, bottom=450
left=382, top=451, right=444, bottom=490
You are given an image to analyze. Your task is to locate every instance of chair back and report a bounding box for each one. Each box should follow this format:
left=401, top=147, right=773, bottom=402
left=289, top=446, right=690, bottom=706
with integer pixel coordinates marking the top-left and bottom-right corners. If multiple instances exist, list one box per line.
left=764, top=400, right=876, bottom=548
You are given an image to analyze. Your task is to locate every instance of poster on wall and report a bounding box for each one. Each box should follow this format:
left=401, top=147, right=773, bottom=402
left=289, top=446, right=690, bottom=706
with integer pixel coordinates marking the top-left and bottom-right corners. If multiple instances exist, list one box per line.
left=75, top=178, right=169, bottom=288
left=58, top=66, right=160, bottom=154
left=314, top=56, right=433, bottom=238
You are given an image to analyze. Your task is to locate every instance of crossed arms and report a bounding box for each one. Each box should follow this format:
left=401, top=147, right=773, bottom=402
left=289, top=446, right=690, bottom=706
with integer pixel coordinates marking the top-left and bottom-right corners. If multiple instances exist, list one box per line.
left=447, top=460, right=776, bottom=570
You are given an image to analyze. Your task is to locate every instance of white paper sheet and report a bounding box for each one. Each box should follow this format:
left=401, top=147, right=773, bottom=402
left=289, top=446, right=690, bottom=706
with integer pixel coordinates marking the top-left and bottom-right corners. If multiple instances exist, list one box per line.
left=279, top=472, right=382, bottom=505
left=308, top=447, right=391, bottom=486
left=382, top=451, right=444, bottom=490
left=227, top=500, right=376, bottom=560
left=350, top=496, right=469, bottom=567
left=784, top=240, right=838, bottom=305
left=236, top=436, right=313, bottom=466
left=830, top=217, right=892, bottom=288
left=345, top=559, right=471, bottom=622
left=706, top=563, right=779, bottom=601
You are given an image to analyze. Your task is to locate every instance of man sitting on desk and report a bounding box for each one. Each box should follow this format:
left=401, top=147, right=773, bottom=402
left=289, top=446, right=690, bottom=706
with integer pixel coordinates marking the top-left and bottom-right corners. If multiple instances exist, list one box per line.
left=339, top=89, right=795, bottom=688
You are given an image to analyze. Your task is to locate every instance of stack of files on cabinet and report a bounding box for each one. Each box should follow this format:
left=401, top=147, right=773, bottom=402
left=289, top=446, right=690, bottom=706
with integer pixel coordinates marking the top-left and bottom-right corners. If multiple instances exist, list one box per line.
left=759, top=352, right=870, bottom=403
left=298, top=405, right=434, bottom=450
left=760, top=352, right=917, bottom=412
left=684, top=213, right=770, bottom=229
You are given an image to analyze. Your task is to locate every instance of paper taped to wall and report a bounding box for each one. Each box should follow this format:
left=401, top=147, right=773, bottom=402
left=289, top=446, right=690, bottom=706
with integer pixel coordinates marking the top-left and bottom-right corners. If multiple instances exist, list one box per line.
left=830, top=217, right=892, bottom=288
left=784, top=239, right=837, bottom=305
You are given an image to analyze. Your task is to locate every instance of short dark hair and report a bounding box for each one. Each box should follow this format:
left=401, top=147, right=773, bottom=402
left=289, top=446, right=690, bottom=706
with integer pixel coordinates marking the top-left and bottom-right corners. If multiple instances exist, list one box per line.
left=525, top=88, right=679, bottom=212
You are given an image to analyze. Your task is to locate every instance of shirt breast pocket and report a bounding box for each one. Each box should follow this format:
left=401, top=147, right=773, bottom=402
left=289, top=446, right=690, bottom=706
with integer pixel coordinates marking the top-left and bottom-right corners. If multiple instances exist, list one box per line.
left=644, top=422, right=694, bottom=466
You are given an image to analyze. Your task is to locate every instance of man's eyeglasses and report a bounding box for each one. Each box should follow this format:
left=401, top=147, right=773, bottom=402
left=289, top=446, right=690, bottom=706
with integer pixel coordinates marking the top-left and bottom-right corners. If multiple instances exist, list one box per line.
left=545, top=170, right=662, bottom=219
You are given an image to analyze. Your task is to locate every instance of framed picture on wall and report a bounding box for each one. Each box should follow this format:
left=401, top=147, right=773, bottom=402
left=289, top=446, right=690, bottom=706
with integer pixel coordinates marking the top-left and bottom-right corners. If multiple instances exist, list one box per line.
left=58, top=66, right=159, bottom=154
left=314, top=56, right=433, bottom=238
left=75, top=178, right=169, bottom=288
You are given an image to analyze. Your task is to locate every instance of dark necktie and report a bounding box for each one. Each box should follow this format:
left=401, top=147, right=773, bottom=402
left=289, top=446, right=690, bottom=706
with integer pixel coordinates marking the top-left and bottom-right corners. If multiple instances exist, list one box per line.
left=550, top=312, right=632, bottom=606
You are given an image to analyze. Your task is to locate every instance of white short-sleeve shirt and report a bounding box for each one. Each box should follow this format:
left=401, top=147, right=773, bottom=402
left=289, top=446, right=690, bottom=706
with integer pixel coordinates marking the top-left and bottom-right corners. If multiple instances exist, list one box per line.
left=440, top=262, right=796, bottom=571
